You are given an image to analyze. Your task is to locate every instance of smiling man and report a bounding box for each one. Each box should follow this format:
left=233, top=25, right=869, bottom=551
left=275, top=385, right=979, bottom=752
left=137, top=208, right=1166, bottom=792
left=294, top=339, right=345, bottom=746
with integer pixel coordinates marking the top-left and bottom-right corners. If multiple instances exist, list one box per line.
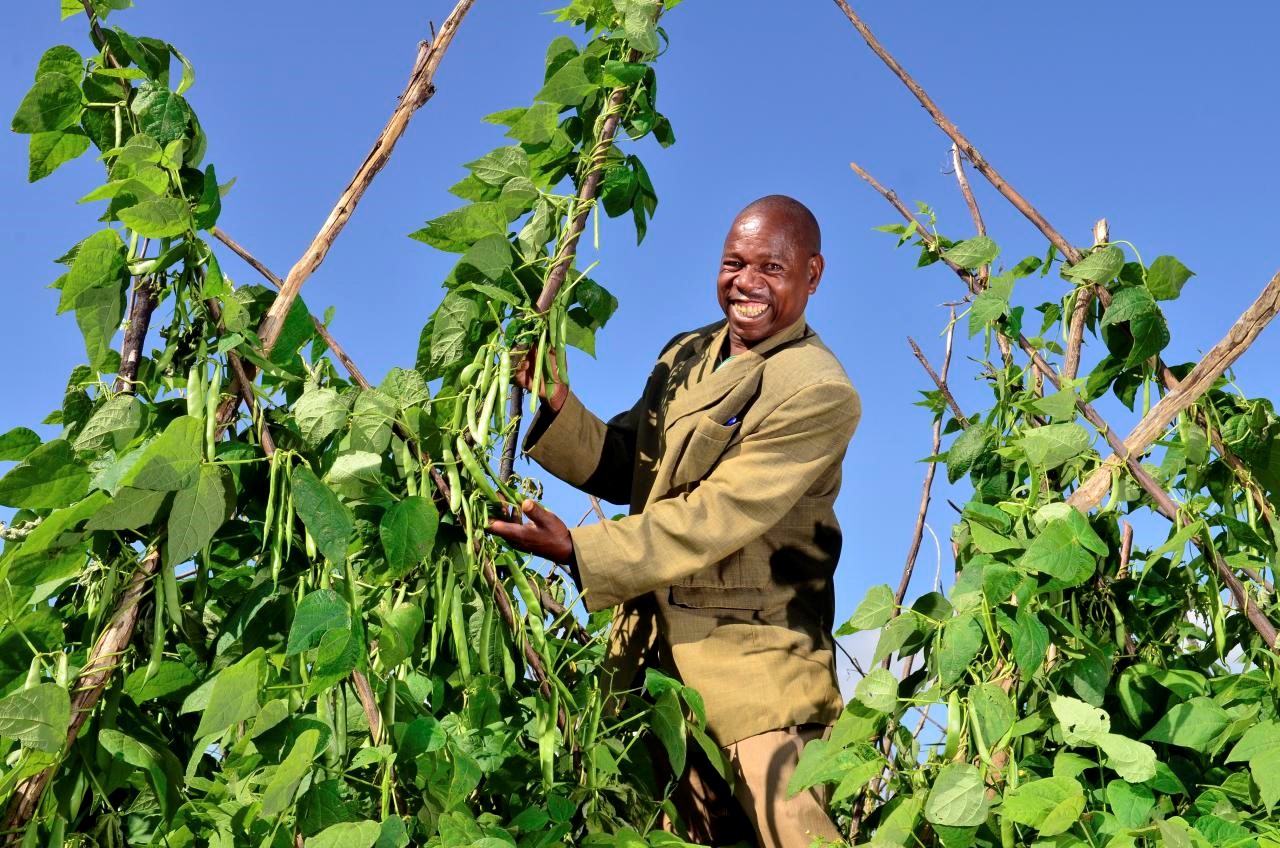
left=489, top=195, right=860, bottom=846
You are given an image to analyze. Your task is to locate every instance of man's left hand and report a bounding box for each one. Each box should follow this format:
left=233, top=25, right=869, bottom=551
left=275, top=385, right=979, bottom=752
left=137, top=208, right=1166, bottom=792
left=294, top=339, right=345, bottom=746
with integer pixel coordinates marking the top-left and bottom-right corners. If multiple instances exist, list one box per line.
left=487, top=499, right=574, bottom=565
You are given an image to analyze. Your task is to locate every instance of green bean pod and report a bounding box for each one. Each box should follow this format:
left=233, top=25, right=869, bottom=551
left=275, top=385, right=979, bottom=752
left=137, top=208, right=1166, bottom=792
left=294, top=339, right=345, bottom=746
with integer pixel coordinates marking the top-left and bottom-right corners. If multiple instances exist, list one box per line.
left=262, top=454, right=279, bottom=553
left=441, top=440, right=463, bottom=514
left=185, top=365, right=204, bottom=420
left=465, top=386, right=481, bottom=445
left=23, top=655, right=41, bottom=690
left=144, top=588, right=165, bottom=684
left=450, top=588, right=472, bottom=681
left=55, top=651, right=69, bottom=688
left=943, top=689, right=962, bottom=761
left=204, top=364, right=222, bottom=461
left=161, top=560, right=182, bottom=626
left=456, top=437, right=501, bottom=504
left=477, top=600, right=494, bottom=675
left=477, top=378, right=500, bottom=448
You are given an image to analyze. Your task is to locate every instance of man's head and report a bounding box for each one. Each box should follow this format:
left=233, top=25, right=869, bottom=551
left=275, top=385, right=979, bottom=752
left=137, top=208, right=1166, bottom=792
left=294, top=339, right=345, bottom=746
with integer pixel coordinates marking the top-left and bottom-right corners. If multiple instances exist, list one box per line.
left=717, top=195, right=824, bottom=355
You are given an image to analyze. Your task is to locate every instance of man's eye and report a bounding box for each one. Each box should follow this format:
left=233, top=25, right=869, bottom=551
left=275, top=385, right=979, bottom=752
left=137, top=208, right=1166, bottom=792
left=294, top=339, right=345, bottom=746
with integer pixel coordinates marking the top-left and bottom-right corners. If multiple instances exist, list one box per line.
left=723, top=261, right=741, bottom=269
left=765, top=264, right=783, bottom=272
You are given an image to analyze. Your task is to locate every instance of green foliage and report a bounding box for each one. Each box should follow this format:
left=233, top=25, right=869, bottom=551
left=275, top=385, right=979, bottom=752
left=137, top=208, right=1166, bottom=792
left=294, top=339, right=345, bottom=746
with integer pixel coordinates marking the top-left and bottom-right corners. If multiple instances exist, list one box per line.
left=0, top=2, right=707, bottom=845
left=797, top=216, right=1280, bottom=845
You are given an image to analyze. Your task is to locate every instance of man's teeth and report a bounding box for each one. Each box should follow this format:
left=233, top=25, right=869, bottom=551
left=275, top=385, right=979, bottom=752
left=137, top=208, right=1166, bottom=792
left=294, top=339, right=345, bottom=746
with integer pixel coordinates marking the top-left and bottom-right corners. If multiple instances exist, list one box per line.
left=732, top=302, right=767, bottom=318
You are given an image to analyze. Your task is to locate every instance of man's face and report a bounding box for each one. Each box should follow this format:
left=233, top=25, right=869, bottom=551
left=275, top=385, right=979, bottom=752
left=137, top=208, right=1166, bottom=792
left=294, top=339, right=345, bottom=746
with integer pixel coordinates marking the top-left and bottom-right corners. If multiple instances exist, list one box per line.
left=717, top=210, right=824, bottom=354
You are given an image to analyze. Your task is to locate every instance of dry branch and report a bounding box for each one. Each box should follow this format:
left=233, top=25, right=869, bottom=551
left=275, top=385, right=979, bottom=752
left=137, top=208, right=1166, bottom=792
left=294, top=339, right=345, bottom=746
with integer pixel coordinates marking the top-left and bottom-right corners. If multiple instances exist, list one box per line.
left=256, top=0, right=475, bottom=354
left=1068, top=270, right=1280, bottom=512
left=114, top=276, right=158, bottom=394
left=1063, top=220, right=1108, bottom=381
left=212, top=227, right=370, bottom=387
left=908, top=335, right=967, bottom=429
left=832, top=0, right=1083, bottom=264
left=3, top=550, right=161, bottom=841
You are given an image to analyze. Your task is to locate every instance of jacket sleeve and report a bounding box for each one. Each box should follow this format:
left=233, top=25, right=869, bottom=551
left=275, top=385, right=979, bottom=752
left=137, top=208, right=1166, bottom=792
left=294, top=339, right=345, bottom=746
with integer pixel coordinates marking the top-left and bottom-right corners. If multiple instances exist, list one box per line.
left=569, top=379, right=861, bottom=611
left=522, top=389, right=644, bottom=506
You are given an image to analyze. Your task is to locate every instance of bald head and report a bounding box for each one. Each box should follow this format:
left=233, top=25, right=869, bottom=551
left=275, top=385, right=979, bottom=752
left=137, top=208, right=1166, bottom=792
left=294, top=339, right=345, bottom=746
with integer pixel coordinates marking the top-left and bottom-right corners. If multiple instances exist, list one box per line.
left=717, top=195, right=826, bottom=354
left=734, top=195, right=822, bottom=256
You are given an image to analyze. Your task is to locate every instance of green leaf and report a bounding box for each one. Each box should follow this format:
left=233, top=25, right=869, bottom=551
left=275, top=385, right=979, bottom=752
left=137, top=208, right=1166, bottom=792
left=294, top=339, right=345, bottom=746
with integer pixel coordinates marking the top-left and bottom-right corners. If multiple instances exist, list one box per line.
left=28, top=128, right=90, bottom=182
left=262, top=728, right=321, bottom=818
left=946, top=424, right=993, bottom=483
left=536, top=55, right=595, bottom=107
left=165, top=465, right=232, bottom=566
left=1096, top=733, right=1156, bottom=783
left=1142, top=696, right=1231, bottom=752
left=0, top=684, right=70, bottom=752
left=379, top=496, right=439, bottom=578
left=602, top=60, right=647, bottom=87
left=72, top=276, right=126, bottom=369
left=120, top=416, right=202, bottom=491
left=36, top=46, right=83, bottom=80
left=855, top=668, right=898, bottom=714
left=1063, top=245, right=1124, bottom=284
left=117, top=196, right=192, bottom=238
left=308, top=821, right=382, bottom=848
left=836, top=584, right=894, bottom=634
left=1019, top=511, right=1104, bottom=588
left=73, top=395, right=143, bottom=453
left=872, top=614, right=917, bottom=665
left=86, top=486, right=168, bottom=531
left=1145, top=255, right=1194, bottom=301
left=288, top=589, right=351, bottom=655
left=650, top=688, right=686, bottom=775
left=1105, top=779, right=1153, bottom=828
left=410, top=202, right=509, bottom=253
left=618, top=0, right=659, bottom=53
left=1226, top=719, right=1280, bottom=763
left=130, top=84, right=190, bottom=145
left=971, top=683, right=1015, bottom=747
left=1100, top=285, right=1170, bottom=368
left=99, top=728, right=181, bottom=820
left=430, top=293, right=480, bottom=373
left=290, top=465, right=353, bottom=562
left=943, top=236, right=999, bottom=269
left=924, top=762, right=989, bottom=827
left=1051, top=695, right=1110, bottom=745
left=294, top=388, right=348, bottom=448
left=458, top=233, right=514, bottom=282
left=1001, top=776, right=1084, bottom=836
left=195, top=648, right=263, bottom=738
left=57, top=227, right=126, bottom=303
left=465, top=146, right=529, bottom=187
left=11, top=72, right=82, bottom=134
left=967, top=285, right=1009, bottom=336
left=0, top=428, right=41, bottom=461
left=788, top=737, right=879, bottom=797
left=1033, top=387, right=1079, bottom=422
left=939, top=614, right=984, bottom=687
left=1020, top=423, right=1090, bottom=470
left=504, top=101, right=559, bottom=145
left=0, top=439, right=90, bottom=509
left=123, top=661, right=195, bottom=703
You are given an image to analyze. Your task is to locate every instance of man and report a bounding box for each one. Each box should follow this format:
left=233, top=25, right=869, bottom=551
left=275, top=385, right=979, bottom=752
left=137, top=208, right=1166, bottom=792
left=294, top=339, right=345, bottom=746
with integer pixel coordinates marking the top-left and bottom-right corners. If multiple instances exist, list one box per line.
left=489, top=195, right=860, bottom=846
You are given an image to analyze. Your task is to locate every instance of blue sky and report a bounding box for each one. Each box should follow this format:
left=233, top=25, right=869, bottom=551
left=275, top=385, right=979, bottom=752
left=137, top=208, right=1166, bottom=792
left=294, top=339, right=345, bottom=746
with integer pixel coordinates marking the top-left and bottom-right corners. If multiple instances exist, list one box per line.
left=4, top=1, right=1280, bottom=686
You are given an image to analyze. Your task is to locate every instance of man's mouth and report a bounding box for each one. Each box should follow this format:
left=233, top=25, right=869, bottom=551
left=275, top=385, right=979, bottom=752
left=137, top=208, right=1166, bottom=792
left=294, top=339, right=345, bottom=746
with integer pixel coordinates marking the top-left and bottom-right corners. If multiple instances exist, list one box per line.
left=731, top=301, right=769, bottom=319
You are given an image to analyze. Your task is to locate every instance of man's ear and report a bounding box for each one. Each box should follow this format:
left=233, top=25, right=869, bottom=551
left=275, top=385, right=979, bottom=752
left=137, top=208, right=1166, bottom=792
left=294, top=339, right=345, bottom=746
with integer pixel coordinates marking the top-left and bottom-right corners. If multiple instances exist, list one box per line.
left=808, top=253, right=825, bottom=293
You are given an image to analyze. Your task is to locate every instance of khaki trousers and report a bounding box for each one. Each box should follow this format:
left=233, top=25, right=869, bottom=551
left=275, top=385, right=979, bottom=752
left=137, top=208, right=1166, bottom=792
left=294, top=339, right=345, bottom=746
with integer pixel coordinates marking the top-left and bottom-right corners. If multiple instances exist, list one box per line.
left=666, top=724, right=844, bottom=847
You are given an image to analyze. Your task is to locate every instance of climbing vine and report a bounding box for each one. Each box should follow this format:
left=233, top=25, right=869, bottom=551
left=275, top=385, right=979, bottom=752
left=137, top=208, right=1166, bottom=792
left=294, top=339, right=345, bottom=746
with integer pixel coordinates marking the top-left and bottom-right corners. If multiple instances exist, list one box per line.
left=0, top=1, right=709, bottom=845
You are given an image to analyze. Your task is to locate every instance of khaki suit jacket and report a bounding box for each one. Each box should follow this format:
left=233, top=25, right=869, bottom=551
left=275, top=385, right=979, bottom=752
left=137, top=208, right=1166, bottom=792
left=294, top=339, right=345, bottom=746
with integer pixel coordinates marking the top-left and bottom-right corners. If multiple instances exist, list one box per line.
left=524, top=315, right=861, bottom=745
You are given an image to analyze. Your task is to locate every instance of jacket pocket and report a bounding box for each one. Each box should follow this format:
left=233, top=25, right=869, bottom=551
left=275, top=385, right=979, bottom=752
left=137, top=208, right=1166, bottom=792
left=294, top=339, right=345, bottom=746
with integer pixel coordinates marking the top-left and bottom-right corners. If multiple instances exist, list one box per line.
left=668, top=414, right=738, bottom=490
left=669, top=584, right=765, bottom=611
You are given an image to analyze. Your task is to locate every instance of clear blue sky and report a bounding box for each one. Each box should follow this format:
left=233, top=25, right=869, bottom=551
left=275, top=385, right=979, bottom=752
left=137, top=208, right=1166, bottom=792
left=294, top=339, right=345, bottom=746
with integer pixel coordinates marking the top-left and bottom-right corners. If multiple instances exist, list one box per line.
left=4, top=2, right=1279, bottom=687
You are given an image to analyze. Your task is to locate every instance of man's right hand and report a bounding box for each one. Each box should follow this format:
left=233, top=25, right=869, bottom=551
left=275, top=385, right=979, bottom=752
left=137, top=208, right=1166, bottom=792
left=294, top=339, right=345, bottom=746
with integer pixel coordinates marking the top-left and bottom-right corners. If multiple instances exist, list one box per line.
left=513, top=344, right=567, bottom=413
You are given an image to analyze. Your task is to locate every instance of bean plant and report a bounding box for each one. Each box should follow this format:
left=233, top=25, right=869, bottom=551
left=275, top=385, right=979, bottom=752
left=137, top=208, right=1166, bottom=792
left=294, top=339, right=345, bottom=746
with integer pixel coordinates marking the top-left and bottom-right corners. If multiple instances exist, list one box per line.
left=793, top=215, right=1280, bottom=846
left=0, top=1, right=711, bottom=845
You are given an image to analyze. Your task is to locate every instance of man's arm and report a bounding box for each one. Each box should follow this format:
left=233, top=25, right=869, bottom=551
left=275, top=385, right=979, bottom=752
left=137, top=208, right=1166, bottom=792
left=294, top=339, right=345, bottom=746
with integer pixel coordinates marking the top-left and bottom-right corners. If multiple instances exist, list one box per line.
left=522, top=390, right=644, bottom=506
left=570, top=379, right=860, bottom=610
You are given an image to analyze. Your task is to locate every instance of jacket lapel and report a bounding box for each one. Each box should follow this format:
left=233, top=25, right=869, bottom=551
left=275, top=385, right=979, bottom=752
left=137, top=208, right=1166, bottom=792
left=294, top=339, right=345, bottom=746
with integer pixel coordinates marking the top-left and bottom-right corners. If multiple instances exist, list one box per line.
left=663, top=315, right=810, bottom=430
